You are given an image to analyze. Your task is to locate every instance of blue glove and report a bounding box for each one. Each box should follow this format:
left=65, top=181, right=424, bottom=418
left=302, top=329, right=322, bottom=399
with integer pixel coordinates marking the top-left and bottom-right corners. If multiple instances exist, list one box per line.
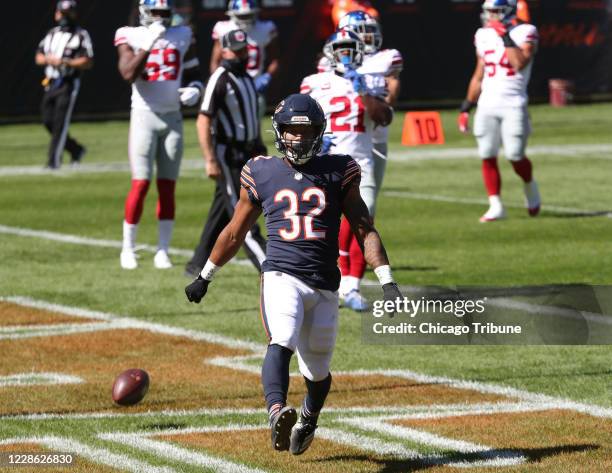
left=254, top=73, right=272, bottom=93
left=344, top=68, right=365, bottom=94
left=320, top=134, right=336, bottom=154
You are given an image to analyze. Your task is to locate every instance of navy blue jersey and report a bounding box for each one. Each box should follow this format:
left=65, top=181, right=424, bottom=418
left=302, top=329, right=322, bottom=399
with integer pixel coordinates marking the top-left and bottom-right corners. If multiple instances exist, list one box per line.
left=240, top=154, right=361, bottom=291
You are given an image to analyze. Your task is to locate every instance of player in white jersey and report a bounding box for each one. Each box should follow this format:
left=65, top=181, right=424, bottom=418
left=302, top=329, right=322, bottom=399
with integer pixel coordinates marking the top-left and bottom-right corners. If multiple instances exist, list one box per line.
left=338, top=10, right=403, bottom=195
left=458, top=0, right=540, bottom=222
left=210, top=0, right=279, bottom=95
left=301, top=30, right=391, bottom=311
left=114, top=0, right=203, bottom=270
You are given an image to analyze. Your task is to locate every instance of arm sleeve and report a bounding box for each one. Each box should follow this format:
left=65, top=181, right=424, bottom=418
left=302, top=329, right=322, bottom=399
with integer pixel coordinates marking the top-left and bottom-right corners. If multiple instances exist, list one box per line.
left=300, top=76, right=312, bottom=94
left=514, top=24, right=539, bottom=47
left=341, top=158, right=361, bottom=198
left=240, top=161, right=261, bottom=205
left=114, top=27, right=129, bottom=47
left=76, top=29, right=94, bottom=58
left=199, top=69, right=225, bottom=116
left=387, top=49, right=403, bottom=76
left=266, top=21, right=278, bottom=44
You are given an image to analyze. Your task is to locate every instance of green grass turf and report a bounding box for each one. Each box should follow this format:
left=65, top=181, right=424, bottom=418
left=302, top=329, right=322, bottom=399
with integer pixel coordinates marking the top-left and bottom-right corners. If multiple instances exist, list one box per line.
left=0, top=104, right=610, bottom=470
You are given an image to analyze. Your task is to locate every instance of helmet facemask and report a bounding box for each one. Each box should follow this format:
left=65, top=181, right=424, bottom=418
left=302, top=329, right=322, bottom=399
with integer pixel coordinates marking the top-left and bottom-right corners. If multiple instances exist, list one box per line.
left=273, top=122, right=325, bottom=166
left=140, top=2, right=173, bottom=27
left=323, top=34, right=364, bottom=74
left=229, top=12, right=257, bottom=31
left=481, top=1, right=516, bottom=25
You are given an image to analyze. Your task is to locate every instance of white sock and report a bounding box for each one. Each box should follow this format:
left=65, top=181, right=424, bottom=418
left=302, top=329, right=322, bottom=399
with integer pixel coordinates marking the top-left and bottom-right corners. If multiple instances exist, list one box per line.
left=123, top=221, right=138, bottom=252
left=157, top=219, right=174, bottom=253
left=344, top=276, right=360, bottom=293
left=488, top=195, right=503, bottom=209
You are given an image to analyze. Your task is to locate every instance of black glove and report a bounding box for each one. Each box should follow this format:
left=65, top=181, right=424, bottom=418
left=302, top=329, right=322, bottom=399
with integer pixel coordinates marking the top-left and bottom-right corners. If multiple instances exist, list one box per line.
left=382, top=282, right=402, bottom=318
left=185, top=276, right=210, bottom=304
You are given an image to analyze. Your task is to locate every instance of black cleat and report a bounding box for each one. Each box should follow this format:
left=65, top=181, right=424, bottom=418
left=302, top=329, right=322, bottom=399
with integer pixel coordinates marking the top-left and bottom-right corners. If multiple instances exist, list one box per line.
left=270, top=406, right=297, bottom=451
left=71, top=146, right=86, bottom=166
left=290, top=412, right=318, bottom=455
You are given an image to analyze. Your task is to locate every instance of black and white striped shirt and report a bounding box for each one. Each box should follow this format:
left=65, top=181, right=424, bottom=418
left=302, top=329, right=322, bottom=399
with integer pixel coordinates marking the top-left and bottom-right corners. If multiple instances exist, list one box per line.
left=200, top=63, right=259, bottom=144
left=37, top=26, right=94, bottom=80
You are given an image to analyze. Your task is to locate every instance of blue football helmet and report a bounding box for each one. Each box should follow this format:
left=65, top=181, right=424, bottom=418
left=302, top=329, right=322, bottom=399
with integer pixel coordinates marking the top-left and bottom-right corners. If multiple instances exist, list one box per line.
left=323, top=30, right=365, bottom=74
left=481, top=0, right=517, bottom=25
left=139, top=0, right=173, bottom=27
left=227, top=0, right=259, bottom=32
left=338, top=10, right=382, bottom=55
left=272, top=94, right=327, bottom=165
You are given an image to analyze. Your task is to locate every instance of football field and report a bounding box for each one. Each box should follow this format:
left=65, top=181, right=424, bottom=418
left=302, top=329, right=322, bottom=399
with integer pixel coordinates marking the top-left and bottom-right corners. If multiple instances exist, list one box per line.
left=0, top=103, right=611, bottom=472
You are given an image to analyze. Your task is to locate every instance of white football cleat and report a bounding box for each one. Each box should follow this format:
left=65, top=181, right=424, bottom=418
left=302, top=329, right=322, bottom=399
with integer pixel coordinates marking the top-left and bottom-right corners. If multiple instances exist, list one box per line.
left=120, top=250, right=138, bottom=270
left=479, top=205, right=506, bottom=223
left=153, top=250, right=172, bottom=269
left=524, top=180, right=541, bottom=217
left=342, top=290, right=369, bottom=312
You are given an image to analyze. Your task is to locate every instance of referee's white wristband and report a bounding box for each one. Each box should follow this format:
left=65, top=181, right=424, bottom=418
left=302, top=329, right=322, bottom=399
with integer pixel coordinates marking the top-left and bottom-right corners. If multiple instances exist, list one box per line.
left=374, top=265, right=395, bottom=286
left=200, top=260, right=221, bottom=281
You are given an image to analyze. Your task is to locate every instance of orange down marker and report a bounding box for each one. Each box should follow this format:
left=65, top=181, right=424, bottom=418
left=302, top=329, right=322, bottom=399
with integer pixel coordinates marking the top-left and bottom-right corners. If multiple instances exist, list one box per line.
left=401, top=112, right=445, bottom=146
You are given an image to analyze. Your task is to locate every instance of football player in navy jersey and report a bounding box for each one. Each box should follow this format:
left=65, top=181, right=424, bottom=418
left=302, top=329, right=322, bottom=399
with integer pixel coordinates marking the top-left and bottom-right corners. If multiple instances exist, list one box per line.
left=185, top=94, right=402, bottom=455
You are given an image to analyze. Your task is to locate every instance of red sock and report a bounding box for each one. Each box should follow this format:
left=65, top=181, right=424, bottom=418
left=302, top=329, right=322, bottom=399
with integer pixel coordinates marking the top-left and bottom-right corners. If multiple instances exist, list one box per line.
left=511, top=157, right=533, bottom=183
left=156, top=179, right=176, bottom=220
left=124, top=179, right=150, bottom=224
left=338, top=217, right=352, bottom=276
left=349, top=234, right=366, bottom=279
left=482, top=157, right=501, bottom=196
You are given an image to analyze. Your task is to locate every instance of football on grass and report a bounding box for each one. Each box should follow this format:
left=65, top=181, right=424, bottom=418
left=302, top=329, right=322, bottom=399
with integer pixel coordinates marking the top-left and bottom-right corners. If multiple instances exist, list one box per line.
left=112, top=369, right=149, bottom=406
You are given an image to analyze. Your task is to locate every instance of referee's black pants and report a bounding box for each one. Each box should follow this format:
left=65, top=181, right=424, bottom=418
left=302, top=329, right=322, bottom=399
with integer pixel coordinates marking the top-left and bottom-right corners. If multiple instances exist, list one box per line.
left=186, top=143, right=267, bottom=275
left=41, top=79, right=83, bottom=168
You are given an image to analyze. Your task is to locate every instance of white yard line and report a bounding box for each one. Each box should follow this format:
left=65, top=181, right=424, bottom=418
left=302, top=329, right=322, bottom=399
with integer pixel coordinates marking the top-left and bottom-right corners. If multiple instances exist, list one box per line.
left=382, top=190, right=611, bottom=216
left=0, top=436, right=176, bottom=473
left=1, top=143, right=611, bottom=177
left=387, top=143, right=612, bottom=162
left=100, top=433, right=267, bottom=473
left=1, top=296, right=611, bottom=421
left=0, top=373, right=83, bottom=387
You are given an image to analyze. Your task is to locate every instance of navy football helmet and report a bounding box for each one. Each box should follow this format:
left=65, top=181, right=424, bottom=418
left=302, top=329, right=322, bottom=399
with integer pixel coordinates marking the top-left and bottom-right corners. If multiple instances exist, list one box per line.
left=272, top=94, right=327, bottom=165
left=481, top=0, right=517, bottom=25
left=139, top=0, right=173, bottom=27
left=323, top=30, right=365, bottom=74
left=338, top=10, right=382, bottom=55
left=227, top=0, right=259, bottom=32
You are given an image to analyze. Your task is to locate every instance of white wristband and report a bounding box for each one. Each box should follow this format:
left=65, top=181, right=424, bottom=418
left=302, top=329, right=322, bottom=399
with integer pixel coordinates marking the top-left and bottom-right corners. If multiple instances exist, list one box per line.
left=374, top=265, right=394, bottom=286
left=200, top=259, right=220, bottom=281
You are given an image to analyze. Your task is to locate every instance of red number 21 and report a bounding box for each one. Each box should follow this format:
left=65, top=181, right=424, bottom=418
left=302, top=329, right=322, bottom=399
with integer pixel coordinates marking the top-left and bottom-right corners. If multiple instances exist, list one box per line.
left=330, top=96, right=365, bottom=133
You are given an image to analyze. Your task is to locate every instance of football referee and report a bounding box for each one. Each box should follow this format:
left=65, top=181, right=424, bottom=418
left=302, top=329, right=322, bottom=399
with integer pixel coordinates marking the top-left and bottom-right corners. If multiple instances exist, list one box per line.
left=35, top=0, right=93, bottom=169
left=185, top=29, right=266, bottom=277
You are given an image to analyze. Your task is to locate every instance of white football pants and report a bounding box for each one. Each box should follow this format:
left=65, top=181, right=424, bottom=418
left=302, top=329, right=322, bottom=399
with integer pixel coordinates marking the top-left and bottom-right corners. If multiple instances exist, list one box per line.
left=261, top=271, right=339, bottom=382
left=474, top=106, right=531, bottom=161
left=128, top=108, right=183, bottom=180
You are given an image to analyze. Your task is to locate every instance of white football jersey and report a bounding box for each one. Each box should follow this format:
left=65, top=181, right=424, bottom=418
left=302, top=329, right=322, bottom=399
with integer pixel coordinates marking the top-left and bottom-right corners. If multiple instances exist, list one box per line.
left=475, top=23, right=538, bottom=108
left=212, top=20, right=277, bottom=79
left=361, top=49, right=403, bottom=144
left=300, top=71, right=386, bottom=165
left=115, top=26, right=192, bottom=113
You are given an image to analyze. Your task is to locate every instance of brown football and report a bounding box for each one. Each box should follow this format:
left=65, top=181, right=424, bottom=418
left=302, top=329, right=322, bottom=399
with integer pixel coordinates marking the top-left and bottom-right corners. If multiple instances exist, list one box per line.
left=112, top=369, right=149, bottom=406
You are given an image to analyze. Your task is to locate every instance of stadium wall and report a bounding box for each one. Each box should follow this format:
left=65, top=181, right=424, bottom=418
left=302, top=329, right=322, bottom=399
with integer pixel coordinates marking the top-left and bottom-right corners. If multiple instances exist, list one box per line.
left=2, top=0, right=611, bottom=120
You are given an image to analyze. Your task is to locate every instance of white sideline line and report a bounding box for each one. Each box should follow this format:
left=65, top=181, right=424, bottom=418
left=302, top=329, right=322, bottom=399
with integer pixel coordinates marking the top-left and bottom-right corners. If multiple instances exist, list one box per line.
left=388, top=143, right=612, bottom=161
left=0, top=224, right=192, bottom=258
left=0, top=159, right=206, bottom=177
left=0, top=436, right=176, bottom=473
left=100, top=433, right=267, bottom=473
left=382, top=190, right=612, bottom=216
left=0, top=372, right=83, bottom=387
left=1, top=296, right=611, bottom=421
left=1, top=143, right=611, bottom=177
